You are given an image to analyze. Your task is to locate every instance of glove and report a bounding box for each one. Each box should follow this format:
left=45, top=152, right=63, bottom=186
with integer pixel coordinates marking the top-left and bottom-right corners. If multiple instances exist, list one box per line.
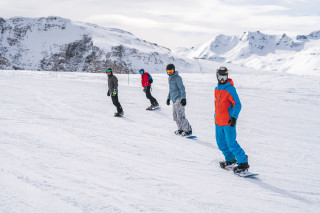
left=181, top=99, right=186, bottom=106
left=112, top=89, right=117, bottom=96
left=228, top=117, right=237, bottom=127
left=166, top=99, right=170, bottom=105
left=107, top=90, right=110, bottom=96
left=143, top=86, right=147, bottom=93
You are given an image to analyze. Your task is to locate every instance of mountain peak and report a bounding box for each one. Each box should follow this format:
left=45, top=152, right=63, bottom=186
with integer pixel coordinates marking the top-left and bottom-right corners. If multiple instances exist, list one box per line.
left=179, top=30, right=319, bottom=75
left=307, top=30, right=320, bottom=39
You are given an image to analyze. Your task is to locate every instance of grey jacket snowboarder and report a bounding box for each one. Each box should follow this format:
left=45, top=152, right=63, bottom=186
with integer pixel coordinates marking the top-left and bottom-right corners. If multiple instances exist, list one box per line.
left=166, top=64, right=192, bottom=136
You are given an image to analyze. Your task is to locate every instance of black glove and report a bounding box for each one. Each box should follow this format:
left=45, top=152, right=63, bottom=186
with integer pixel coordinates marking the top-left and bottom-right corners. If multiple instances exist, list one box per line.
left=181, top=99, right=186, bottom=106
left=228, top=117, right=237, bottom=127
left=107, top=90, right=110, bottom=96
left=166, top=99, right=170, bottom=105
left=143, top=86, right=147, bottom=93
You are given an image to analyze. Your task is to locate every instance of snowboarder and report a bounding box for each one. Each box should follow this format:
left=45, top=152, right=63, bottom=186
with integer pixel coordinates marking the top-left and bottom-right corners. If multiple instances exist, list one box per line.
left=166, top=64, right=192, bottom=136
left=214, top=66, right=249, bottom=174
left=106, top=68, right=124, bottom=116
left=139, top=69, right=159, bottom=110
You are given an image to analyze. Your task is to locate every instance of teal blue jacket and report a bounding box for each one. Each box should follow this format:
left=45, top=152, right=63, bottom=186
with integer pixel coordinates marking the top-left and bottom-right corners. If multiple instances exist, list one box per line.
left=167, top=71, right=186, bottom=103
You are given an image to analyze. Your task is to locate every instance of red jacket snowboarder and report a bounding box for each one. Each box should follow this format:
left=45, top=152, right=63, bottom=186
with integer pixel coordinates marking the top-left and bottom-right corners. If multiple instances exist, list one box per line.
left=139, top=69, right=159, bottom=110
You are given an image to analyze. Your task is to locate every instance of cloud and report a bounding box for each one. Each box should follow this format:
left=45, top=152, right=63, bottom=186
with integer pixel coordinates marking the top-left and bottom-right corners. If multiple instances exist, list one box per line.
left=0, top=0, right=319, bottom=49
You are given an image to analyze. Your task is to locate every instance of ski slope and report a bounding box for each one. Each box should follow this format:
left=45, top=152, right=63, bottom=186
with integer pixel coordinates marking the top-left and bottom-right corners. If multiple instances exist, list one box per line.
left=0, top=68, right=320, bottom=213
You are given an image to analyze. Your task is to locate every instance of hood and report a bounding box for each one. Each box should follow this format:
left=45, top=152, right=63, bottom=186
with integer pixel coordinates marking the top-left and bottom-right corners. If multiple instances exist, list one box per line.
left=169, top=71, right=179, bottom=79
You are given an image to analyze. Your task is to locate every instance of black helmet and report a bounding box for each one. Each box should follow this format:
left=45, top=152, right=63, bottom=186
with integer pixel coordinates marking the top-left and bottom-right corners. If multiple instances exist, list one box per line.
left=216, top=66, right=228, bottom=82
left=166, top=64, right=175, bottom=75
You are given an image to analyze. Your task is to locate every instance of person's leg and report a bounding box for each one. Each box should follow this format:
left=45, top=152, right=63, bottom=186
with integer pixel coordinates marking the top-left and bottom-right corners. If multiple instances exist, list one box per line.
left=224, top=125, right=247, bottom=163
left=146, top=86, right=157, bottom=105
left=216, top=124, right=235, bottom=162
left=112, top=95, right=123, bottom=113
left=174, top=99, right=191, bottom=132
left=172, top=100, right=182, bottom=130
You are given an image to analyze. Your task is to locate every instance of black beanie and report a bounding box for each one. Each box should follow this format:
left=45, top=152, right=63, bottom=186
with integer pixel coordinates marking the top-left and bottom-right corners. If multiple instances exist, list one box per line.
left=166, top=64, right=175, bottom=71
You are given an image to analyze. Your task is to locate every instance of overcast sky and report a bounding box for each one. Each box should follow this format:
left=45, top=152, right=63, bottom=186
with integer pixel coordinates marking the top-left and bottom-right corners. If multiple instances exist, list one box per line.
left=1, top=0, right=319, bottom=49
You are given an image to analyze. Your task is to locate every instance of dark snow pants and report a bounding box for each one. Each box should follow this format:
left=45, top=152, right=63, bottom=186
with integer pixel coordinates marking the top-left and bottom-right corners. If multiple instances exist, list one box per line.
left=111, top=94, right=123, bottom=113
left=145, top=86, right=158, bottom=105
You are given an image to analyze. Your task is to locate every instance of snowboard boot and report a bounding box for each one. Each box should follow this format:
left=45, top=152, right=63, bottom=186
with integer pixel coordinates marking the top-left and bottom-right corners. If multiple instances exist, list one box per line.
left=149, top=102, right=159, bottom=110
left=146, top=105, right=153, bottom=110
left=233, top=162, right=250, bottom=174
left=181, top=129, right=192, bottom=137
left=114, top=110, right=124, bottom=117
left=219, top=159, right=237, bottom=169
left=174, top=130, right=183, bottom=135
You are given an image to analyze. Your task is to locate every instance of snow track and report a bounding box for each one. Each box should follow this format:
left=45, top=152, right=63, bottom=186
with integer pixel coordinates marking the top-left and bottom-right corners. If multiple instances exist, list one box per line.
left=0, top=68, right=319, bottom=213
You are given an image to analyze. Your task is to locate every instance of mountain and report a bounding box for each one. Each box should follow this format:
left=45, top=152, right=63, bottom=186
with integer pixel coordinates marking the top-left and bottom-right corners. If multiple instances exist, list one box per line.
left=176, top=31, right=320, bottom=76
left=1, top=16, right=319, bottom=76
left=0, top=16, right=189, bottom=73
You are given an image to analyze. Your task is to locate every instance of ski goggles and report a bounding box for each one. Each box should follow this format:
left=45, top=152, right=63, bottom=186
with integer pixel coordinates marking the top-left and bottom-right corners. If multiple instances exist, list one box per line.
left=167, top=69, right=174, bottom=74
left=217, top=74, right=228, bottom=81
left=139, top=70, right=144, bottom=74
left=106, top=69, right=112, bottom=73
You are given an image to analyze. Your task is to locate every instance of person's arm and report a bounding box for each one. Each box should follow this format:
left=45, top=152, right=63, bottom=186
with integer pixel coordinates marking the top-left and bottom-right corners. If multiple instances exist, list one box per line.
left=176, top=76, right=186, bottom=99
left=228, top=87, right=242, bottom=119
left=112, top=76, right=118, bottom=96
left=113, top=76, right=118, bottom=90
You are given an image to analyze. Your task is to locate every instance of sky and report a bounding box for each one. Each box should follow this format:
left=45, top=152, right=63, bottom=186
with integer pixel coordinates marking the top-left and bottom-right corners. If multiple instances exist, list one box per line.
left=0, top=0, right=319, bottom=49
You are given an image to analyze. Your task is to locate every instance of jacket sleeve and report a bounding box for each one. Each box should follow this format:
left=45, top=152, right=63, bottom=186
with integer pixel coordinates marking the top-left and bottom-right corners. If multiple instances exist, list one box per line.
left=176, top=76, right=186, bottom=99
left=228, top=86, right=241, bottom=119
left=141, top=74, right=146, bottom=87
left=112, top=76, right=118, bottom=90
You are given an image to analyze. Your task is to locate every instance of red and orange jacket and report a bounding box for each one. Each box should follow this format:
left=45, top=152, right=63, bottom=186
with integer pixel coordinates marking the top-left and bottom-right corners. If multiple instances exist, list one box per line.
left=214, top=79, right=242, bottom=126
left=141, top=72, right=152, bottom=87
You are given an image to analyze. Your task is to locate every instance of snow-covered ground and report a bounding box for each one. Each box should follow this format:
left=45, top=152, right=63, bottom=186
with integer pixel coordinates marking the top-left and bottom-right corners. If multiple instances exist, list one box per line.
left=1, top=66, right=320, bottom=213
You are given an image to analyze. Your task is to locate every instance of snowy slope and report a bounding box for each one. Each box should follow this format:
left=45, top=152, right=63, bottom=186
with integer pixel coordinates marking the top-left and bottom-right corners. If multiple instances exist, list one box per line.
left=0, top=16, right=189, bottom=73
left=176, top=31, right=320, bottom=77
left=1, top=65, right=320, bottom=212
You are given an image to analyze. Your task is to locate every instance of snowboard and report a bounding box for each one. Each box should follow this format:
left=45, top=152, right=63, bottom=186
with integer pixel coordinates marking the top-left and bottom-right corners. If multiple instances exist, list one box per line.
left=174, top=133, right=197, bottom=139
left=184, top=135, right=197, bottom=139
left=220, top=164, right=258, bottom=178
left=235, top=171, right=259, bottom=178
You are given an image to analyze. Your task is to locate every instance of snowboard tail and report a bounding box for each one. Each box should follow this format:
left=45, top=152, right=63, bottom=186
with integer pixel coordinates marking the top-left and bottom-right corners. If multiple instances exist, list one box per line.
left=185, top=135, right=197, bottom=139
left=235, top=171, right=259, bottom=178
left=219, top=163, right=258, bottom=178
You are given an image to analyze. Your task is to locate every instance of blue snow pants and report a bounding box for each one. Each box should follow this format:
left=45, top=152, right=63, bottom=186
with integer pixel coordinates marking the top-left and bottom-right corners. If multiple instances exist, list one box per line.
left=215, top=124, right=247, bottom=164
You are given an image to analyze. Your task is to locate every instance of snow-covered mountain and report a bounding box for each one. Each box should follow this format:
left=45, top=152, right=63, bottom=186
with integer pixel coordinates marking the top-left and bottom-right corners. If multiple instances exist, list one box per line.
left=176, top=31, right=320, bottom=76
left=0, top=16, right=189, bottom=73
left=1, top=16, right=319, bottom=76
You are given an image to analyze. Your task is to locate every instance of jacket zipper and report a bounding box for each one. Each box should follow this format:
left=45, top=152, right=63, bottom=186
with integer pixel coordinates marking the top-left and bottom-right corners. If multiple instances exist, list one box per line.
left=218, top=94, right=221, bottom=108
